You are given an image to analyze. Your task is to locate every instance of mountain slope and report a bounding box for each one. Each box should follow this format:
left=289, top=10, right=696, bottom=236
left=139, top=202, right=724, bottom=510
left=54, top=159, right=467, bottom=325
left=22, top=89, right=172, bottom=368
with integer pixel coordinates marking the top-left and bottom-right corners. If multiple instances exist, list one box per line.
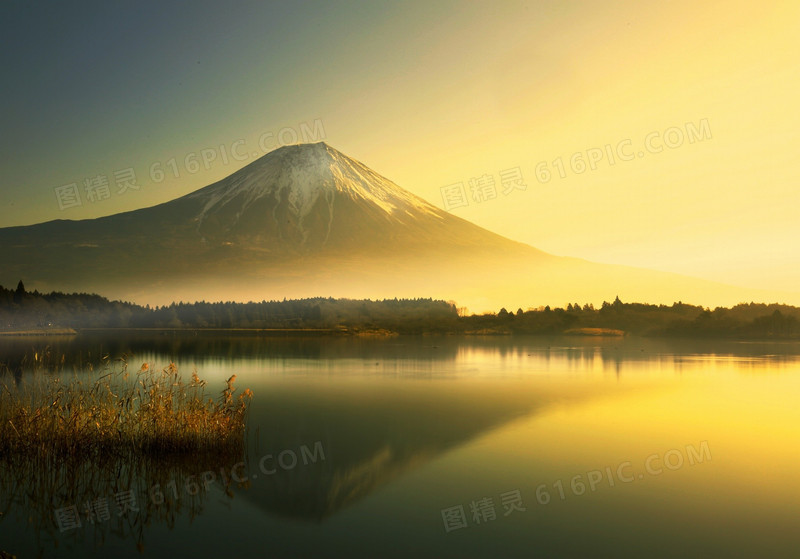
left=0, top=142, right=793, bottom=310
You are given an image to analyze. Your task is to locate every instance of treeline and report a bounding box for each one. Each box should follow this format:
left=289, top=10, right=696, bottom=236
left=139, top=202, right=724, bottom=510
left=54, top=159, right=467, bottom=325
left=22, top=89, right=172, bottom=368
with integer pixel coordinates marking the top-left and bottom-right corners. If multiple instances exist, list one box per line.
left=464, top=296, right=800, bottom=338
left=0, top=282, right=457, bottom=334
left=2, top=282, right=800, bottom=339
left=0, top=282, right=146, bottom=329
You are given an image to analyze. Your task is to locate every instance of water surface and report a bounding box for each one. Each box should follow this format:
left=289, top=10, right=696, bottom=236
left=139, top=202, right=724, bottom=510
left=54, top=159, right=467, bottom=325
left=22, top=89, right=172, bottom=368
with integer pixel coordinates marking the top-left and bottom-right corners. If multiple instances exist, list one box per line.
left=1, top=334, right=798, bottom=558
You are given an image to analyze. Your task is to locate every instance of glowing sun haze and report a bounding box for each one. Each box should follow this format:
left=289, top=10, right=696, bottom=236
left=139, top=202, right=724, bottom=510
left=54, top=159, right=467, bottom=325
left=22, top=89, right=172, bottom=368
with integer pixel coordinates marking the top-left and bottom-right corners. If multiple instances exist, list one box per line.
left=1, top=0, right=798, bottom=301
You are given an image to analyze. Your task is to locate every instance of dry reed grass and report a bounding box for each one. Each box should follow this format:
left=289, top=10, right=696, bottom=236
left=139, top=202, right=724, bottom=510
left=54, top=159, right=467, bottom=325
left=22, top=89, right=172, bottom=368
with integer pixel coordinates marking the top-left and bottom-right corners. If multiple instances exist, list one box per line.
left=0, top=359, right=254, bottom=553
left=0, top=361, right=253, bottom=458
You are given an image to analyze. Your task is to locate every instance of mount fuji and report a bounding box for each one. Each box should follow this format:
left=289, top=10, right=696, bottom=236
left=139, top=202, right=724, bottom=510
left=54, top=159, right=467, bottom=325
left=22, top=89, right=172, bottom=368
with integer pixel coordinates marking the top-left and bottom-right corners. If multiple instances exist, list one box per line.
left=0, top=142, right=789, bottom=309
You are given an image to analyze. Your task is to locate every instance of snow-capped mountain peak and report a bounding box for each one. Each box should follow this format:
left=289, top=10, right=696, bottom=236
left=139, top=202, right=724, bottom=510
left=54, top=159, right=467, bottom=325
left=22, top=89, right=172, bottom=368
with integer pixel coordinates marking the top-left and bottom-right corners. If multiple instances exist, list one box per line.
left=188, top=143, right=443, bottom=234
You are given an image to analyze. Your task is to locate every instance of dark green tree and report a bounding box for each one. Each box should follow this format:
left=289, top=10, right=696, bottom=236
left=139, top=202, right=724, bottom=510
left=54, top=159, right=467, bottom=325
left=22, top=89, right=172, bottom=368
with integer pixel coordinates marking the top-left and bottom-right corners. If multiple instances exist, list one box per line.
left=13, top=280, right=25, bottom=303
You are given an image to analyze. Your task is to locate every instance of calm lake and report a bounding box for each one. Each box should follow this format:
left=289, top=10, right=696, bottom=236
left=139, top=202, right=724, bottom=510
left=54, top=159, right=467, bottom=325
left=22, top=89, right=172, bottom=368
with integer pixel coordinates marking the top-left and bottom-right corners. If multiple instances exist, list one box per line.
left=1, top=333, right=799, bottom=558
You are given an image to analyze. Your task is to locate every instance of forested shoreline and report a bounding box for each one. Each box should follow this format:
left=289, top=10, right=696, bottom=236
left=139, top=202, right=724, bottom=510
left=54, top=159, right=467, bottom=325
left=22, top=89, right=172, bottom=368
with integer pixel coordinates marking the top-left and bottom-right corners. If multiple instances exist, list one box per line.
left=1, top=282, right=799, bottom=339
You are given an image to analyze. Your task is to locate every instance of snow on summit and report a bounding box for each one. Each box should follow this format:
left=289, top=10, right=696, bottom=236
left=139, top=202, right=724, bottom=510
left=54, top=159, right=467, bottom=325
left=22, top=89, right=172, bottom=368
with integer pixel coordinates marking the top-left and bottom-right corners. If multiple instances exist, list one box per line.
left=188, top=142, right=442, bottom=227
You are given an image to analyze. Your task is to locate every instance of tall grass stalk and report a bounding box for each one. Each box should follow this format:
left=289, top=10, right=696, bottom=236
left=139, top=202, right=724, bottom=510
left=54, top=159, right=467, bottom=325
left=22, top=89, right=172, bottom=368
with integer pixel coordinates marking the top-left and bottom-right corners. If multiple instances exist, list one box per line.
left=0, top=362, right=253, bottom=458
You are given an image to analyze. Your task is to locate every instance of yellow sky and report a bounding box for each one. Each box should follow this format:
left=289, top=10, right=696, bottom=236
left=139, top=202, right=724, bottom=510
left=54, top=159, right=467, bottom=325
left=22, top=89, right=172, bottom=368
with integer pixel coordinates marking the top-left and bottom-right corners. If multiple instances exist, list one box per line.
left=331, top=0, right=800, bottom=293
left=4, top=1, right=798, bottom=297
